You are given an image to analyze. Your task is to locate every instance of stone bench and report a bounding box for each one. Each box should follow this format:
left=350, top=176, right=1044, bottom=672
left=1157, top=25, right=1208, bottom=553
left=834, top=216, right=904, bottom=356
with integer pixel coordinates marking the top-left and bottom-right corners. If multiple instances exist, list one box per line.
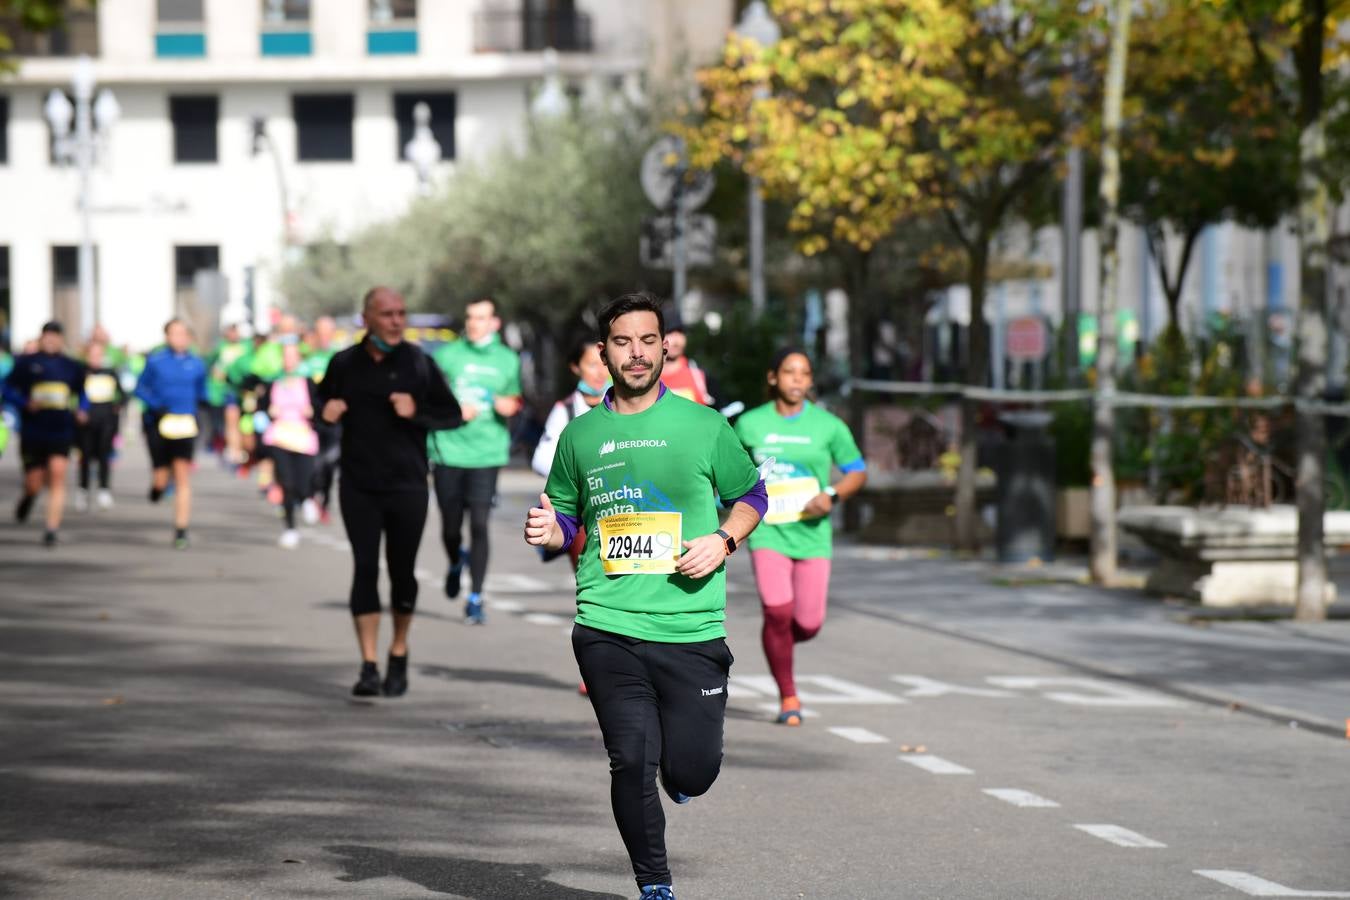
left=1117, top=505, right=1350, bottom=607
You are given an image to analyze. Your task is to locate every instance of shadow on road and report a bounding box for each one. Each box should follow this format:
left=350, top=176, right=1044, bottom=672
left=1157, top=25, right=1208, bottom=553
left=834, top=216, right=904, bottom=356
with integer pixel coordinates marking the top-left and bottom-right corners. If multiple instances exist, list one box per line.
left=326, top=844, right=625, bottom=898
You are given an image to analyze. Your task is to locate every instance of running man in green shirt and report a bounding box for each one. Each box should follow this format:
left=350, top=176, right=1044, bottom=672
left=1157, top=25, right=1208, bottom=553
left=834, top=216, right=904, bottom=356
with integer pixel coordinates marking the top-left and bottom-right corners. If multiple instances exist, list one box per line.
left=428, top=297, right=522, bottom=624
left=524, top=292, right=767, bottom=900
left=734, top=348, right=867, bottom=726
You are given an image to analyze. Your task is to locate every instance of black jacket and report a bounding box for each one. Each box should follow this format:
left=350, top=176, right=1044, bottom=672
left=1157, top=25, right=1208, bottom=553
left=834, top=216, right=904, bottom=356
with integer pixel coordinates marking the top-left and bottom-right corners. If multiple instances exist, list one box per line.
left=318, top=339, right=461, bottom=492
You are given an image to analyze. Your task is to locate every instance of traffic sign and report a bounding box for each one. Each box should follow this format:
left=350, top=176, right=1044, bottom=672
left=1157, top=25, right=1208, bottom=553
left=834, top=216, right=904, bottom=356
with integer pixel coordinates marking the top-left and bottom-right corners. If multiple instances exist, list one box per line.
left=640, top=214, right=716, bottom=269
left=640, top=136, right=715, bottom=212
left=1006, top=316, right=1048, bottom=361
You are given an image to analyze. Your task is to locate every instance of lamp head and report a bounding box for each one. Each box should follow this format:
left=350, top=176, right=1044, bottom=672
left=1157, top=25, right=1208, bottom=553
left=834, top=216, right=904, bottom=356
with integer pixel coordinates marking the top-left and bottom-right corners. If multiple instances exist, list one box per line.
left=44, top=89, right=74, bottom=138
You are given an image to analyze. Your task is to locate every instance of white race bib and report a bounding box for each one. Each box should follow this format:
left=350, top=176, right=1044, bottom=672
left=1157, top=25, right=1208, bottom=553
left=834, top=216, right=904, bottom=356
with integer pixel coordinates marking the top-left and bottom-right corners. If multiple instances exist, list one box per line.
left=85, top=374, right=118, bottom=404
left=32, top=381, right=71, bottom=411
left=765, top=476, right=822, bottom=525
left=597, top=511, right=682, bottom=575
left=158, top=413, right=199, bottom=440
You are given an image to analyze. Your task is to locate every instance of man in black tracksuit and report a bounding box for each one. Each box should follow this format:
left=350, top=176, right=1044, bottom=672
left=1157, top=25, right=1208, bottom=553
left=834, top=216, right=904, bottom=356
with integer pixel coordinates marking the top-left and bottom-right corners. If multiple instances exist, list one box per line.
left=76, top=340, right=125, bottom=511
left=319, top=286, right=461, bottom=698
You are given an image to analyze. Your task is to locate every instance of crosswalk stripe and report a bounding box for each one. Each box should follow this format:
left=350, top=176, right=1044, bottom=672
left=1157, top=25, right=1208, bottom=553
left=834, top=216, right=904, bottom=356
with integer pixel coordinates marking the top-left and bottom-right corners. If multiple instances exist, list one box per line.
left=828, top=727, right=889, bottom=744
left=983, top=789, right=1060, bottom=808
left=1074, top=825, right=1166, bottom=848
left=1194, top=870, right=1350, bottom=897
left=898, top=754, right=973, bottom=775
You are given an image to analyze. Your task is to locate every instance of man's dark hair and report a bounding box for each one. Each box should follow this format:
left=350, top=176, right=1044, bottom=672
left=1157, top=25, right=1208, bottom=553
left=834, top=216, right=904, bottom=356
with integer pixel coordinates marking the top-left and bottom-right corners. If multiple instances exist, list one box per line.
left=568, top=332, right=600, bottom=367
left=598, top=292, right=665, bottom=340
left=40, top=321, right=63, bottom=335
left=467, top=296, right=497, bottom=316
left=163, top=317, right=185, bottom=334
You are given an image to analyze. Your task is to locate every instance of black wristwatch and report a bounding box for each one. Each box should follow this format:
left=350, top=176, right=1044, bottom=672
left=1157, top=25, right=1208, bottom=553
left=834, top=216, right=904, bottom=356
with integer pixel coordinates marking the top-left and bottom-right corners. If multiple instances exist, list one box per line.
left=716, top=529, right=738, bottom=556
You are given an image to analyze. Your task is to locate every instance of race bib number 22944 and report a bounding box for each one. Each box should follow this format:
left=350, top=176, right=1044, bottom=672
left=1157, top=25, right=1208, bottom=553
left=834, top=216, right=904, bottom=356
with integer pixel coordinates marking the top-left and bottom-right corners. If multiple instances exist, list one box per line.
left=597, top=512, right=682, bottom=575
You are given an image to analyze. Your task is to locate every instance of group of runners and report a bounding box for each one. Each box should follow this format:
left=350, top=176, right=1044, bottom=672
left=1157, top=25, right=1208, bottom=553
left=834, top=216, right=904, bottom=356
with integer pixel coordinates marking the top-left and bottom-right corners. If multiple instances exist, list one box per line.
left=3, top=286, right=867, bottom=900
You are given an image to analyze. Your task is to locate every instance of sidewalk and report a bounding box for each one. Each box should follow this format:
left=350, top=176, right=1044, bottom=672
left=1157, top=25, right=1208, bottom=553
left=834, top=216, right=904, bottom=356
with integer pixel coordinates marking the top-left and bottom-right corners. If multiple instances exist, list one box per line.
left=829, top=543, right=1350, bottom=738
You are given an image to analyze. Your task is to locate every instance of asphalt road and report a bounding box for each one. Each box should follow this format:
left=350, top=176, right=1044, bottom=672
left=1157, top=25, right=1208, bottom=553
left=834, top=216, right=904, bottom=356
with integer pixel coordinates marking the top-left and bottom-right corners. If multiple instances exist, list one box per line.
left=1, top=443, right=1347, bottom=899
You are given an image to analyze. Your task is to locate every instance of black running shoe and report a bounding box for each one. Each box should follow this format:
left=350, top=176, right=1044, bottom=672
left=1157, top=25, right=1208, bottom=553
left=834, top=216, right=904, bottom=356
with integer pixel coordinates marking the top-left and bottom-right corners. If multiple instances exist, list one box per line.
left=15, top=494, right=35, bottom=523
left=444, top=547, right=466, bottom=599
left=382, top=653, right=408, bottom=698
left=149, top=486, right=164, bottom=504
left=42, top=529, right=58, bottom=548
left=352, top=661, right=381, bottom=697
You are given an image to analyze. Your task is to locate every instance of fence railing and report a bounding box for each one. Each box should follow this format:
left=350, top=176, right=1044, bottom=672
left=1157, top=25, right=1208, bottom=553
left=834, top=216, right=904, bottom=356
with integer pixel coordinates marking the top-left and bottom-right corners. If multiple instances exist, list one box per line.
left=0, top=11, right=99, bottom=57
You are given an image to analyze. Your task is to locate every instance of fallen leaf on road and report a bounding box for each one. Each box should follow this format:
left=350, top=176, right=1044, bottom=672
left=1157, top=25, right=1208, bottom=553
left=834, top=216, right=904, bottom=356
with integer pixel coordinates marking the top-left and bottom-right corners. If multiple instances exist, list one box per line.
left=101, top=696, right=124, bottom=706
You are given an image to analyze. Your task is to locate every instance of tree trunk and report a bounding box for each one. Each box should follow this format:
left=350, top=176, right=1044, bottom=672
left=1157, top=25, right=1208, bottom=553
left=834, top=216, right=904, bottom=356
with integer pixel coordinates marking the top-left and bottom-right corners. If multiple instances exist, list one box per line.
left=1294, top=0, right=1329, bottom=622
left=844, top=251, right=872, bottom=533
left=954, top=242, right=990, bottom=552
left=1090, top=0, right=1133, bottom=585
left=1294, top=117, right=1330, bottom=621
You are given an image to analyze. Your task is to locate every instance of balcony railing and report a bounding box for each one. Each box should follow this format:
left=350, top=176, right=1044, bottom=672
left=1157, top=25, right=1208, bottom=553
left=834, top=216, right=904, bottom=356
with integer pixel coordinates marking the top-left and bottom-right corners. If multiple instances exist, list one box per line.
left=473, top=9, right=592, bottom=53
left=0, top=10, right=99, bottom=57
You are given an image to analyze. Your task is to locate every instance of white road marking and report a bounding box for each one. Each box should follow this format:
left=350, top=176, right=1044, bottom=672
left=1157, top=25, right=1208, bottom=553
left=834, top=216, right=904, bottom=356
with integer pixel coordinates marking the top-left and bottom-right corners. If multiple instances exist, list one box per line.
left=1073, top=825, right=1167, bottom=848
left=982, top=788, right=1060, bottom=808
left=898, top=754, right=973, bottom=775
left=754, top=703, right=820, bottom=718
left=987, top=676, right=1181, bottom=708
left=828, top=727, right=889, bottom=744
left=731, top=674, right=906, bottom=705
left=523, top=612, right=567, bottom=626
left=489, top=599, right=526, bottom=613
left=892, top=675, right=1017, bottom=699
left=1194, top=870, right=1350, bottom=897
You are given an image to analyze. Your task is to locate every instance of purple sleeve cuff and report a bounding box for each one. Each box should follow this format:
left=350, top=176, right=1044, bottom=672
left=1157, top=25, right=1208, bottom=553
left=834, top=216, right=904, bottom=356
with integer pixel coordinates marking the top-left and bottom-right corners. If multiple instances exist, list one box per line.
left=556, top=511, right=581, bottom=548
left=727, top=478, right=768, bottom=520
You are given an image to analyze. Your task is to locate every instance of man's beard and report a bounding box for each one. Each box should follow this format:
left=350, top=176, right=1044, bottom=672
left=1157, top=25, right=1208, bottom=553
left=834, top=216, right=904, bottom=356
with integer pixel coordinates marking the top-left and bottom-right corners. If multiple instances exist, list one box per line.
left=609, top=353, right=665, bottom=397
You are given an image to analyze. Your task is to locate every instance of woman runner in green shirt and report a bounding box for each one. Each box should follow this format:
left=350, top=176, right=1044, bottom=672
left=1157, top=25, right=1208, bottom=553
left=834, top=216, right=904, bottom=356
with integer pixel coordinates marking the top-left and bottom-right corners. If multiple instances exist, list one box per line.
left=734, top=348, right=867, bottom=725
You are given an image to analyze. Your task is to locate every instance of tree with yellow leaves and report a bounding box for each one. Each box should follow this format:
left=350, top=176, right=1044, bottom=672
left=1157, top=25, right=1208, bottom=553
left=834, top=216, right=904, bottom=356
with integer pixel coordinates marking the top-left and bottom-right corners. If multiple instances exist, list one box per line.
left=689, top=0, right=1099, bottom=550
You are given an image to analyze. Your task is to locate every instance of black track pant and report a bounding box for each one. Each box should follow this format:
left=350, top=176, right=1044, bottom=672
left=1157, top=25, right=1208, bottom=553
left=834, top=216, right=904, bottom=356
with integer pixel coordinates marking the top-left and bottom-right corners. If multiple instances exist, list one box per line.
left=431, top=465, right=498, bottom=594
left=572, top=624, right=733, bottom=890
left=78, top=415, right=118, bottom=490
left=339, top=482, right=428, bottom=616
left=272, top=448, right=315, bottom=529
left=311, top=422, right=341, bottom=508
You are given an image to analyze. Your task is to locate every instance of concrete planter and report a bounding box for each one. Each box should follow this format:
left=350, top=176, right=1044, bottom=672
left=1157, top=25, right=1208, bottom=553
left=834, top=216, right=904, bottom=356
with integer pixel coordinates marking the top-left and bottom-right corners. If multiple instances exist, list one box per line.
left=1056, top=487, right=1090, bottom=539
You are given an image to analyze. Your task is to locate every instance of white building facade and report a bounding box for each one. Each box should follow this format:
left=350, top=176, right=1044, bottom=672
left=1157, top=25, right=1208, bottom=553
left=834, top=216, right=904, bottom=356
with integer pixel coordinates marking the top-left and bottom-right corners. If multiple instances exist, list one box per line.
left=0, top=0, right=731, bottom=351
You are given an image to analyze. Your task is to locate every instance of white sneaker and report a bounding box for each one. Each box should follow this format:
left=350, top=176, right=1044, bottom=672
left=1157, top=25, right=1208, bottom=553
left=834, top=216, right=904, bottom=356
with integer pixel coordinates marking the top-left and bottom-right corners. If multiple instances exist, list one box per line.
left=301, top=498, right=320, bottom=526
left=278, top=529, right=300, bottom=550
left=73, top=489, right=89, bottom=513
left=96, top=489, right=114, bottom=510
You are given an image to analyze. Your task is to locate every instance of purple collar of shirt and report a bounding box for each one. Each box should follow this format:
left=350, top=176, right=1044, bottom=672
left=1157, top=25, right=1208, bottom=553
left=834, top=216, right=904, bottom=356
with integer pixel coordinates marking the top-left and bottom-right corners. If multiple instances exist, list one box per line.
left=602, top=382, right=666, bottom=412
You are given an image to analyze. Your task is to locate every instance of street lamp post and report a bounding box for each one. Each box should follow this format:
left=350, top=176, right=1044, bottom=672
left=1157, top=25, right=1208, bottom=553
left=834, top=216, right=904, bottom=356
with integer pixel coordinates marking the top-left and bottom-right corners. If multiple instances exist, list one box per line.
left=45, top=55, right=118, bottom=339
left=735, top=1, right=780, bottom=320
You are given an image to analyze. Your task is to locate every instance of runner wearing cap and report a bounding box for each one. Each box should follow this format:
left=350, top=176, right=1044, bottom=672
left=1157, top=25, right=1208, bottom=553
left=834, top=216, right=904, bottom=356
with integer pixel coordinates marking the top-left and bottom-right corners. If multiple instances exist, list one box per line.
left=3, top=321, right=86, bottom=546
left=524, top=291, right=767, bottom=900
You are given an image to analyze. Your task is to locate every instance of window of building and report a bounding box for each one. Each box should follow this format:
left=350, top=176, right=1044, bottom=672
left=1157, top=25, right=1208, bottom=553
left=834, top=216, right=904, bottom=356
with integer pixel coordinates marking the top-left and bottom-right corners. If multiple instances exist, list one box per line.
left=1, top=0, right=99, bottom=57
left=370, top=0, right=416, bottom=22
left=156, top=0, right=206, bottom=57
left=174, top=245, right=220, bottom=286
left=169, top=96, right=218, bottom=163
left=0, top=96, right=8, bottom=165
left=0, top=246, right=11, bottom=351
left=51, top=245, right=98, bottom=336
left=294, top=94, right=354, bottom=162
left=262, top=0, right=310, bottom=23
left=394, top=92, right=455, bottom=161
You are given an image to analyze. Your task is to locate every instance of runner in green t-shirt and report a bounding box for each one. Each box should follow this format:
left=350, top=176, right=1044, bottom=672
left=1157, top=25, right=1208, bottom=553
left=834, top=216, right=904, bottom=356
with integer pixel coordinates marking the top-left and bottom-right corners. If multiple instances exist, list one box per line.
left=302, top=315, right=344, bottom=521
left=525, top=292, right=767, bottom=900
left=427, top=298, right=522, bottom=623
left=205, top=323, right=251, bottom=466
left=733, top=348, right=867, bottom=726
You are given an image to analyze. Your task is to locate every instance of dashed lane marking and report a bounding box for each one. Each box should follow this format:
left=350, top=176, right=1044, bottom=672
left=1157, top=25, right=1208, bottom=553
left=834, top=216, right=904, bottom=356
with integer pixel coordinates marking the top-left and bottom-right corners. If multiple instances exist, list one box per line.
left=986, top=676, right=1181, bottom=708
left=892, top=675, right=1016, bottom=699
left=1073, top=825, right=1167, bottom=848
left=827, top=727, right=889, bottom=744
left=731, top=674, right=906, bottom=705
left=1194, top=870, right=1350, bottom=897
left=983, top=788, right=1060, bottom=808
left=898, top=754, right=973, bottom=775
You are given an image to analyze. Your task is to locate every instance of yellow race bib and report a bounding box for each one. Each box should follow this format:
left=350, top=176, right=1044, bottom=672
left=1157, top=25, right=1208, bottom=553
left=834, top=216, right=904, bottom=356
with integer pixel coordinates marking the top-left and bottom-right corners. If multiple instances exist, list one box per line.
left=158, top=413, right=199, bottom=440
left=85, top=374, right=118, bottom=404
left=765, top=476, right=822, bottom=525
left=32, top=381, right=71, bottom=411
left=597, top=512, right=682, bottom=575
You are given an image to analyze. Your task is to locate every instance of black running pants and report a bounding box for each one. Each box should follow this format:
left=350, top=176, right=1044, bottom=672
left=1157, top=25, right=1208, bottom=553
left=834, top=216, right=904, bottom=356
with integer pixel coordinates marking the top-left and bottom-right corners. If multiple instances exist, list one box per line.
left=431, top=465, right=498, bottom=594
left=78, top=415, right=118, bottom=490
left=339, top=483, right=427, bottom=616
left=572, top=623, right=733, bottom=890
left=272, top=448, right=315, bottom=529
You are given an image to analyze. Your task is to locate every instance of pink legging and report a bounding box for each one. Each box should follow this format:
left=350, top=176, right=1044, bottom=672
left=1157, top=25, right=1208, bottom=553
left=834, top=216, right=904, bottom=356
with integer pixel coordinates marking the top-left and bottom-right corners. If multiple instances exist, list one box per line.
left=750, top=549, right=832, bottom=700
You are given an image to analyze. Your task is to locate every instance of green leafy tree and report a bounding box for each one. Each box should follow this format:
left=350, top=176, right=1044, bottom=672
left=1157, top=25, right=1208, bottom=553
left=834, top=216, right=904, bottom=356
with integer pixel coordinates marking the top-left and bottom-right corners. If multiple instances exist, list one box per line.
left=688, top=0, right=1100, bottom=550
left=0, top=1, right=88, bottom=74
